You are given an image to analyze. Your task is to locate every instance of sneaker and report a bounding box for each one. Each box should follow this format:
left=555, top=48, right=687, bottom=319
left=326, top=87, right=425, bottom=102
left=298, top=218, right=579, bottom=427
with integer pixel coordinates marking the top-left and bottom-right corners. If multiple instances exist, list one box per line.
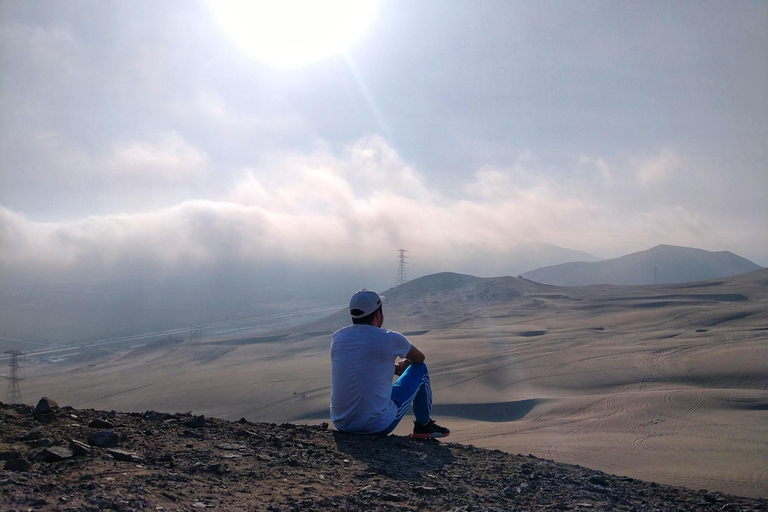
left=412, top=419, right=450, bottom=439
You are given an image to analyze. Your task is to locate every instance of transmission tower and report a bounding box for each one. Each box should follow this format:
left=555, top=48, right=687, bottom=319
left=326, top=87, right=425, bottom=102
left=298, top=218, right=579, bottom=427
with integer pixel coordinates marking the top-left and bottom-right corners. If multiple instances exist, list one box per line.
left=396, top=249, right=409, bottom=286
left=189, top=326, right=203, bottom=341
left=4, top=350, right=24, bottom=405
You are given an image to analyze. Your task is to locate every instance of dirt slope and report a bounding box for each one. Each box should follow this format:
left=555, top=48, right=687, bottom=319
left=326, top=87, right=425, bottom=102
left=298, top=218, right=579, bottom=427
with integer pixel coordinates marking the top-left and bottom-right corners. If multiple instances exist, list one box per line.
left=2, top=401, right=766, bottom=512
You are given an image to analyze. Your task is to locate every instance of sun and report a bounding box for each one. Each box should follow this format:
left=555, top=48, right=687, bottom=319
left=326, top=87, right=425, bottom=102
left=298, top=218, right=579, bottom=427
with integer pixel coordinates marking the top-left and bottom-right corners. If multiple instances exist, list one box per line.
left=208, top=0, right=379, bottom=67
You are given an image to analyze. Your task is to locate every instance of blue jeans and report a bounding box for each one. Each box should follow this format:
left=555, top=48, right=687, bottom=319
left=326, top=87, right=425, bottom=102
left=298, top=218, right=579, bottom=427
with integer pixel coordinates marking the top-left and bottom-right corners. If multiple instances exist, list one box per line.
left=376, top=362, right=432, bottom=435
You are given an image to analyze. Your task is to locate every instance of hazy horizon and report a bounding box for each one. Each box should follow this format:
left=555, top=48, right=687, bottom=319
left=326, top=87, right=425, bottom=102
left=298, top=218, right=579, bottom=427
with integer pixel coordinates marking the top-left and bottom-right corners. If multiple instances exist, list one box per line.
left=1, top=242, right=762, bottom=349
left=1, top=1, right=766, bottom=293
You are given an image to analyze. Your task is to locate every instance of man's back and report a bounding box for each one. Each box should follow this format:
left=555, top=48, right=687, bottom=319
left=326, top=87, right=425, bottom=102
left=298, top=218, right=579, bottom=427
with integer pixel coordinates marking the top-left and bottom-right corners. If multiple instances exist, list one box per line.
left=330, top=324, right=410, bottom=433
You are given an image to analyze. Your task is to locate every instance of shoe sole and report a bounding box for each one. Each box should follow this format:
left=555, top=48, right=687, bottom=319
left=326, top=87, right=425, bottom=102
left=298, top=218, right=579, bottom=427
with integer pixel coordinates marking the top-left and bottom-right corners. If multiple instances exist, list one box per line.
left=411, top=432, right=450, bottom=439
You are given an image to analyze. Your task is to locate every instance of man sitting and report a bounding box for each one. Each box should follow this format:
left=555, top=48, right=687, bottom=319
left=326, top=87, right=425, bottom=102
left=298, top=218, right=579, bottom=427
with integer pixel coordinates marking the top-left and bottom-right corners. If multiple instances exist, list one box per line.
left=330, top=289, right=450, bottom=438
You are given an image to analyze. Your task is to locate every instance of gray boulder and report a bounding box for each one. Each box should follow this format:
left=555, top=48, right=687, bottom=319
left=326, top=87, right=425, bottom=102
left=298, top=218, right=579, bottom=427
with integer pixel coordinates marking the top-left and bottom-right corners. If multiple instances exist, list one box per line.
left=87, top=430, right=119, bottom=448
left=33, top=397, right=58, bottom=415
left=35, top=446, right=74, bottom=462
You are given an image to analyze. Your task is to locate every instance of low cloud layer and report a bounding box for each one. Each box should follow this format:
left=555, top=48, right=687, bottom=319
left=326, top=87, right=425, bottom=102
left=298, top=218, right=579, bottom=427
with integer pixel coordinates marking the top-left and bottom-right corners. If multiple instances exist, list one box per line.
left=3, top=136, right=764, bottom=288
left=2, top=2, right=765, bottom=291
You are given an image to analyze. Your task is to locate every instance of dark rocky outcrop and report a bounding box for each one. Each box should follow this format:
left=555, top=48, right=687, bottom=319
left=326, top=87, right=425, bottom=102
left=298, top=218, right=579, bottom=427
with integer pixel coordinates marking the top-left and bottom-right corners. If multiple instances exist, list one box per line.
left=1, top=400, right=766, bottom=511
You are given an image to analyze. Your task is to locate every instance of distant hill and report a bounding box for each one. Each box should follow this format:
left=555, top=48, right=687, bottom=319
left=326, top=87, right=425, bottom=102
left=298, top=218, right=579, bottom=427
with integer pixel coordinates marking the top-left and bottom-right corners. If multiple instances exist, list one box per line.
left=521, top=245, right=763, bottom=286
left=513, top=242, right=600, bottom=274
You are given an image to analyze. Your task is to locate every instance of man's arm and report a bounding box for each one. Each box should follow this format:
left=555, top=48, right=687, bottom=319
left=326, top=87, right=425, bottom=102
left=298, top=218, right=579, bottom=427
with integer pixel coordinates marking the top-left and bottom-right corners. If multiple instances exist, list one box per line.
left=405, top=344, right=425, bottom=364
left=395, top=344, right=425, bottom=375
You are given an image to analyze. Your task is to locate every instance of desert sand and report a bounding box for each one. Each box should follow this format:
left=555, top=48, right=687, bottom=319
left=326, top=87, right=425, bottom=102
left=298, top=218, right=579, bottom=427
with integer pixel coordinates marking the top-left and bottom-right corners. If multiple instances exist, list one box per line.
left=18, top=269, right=768, bottom=498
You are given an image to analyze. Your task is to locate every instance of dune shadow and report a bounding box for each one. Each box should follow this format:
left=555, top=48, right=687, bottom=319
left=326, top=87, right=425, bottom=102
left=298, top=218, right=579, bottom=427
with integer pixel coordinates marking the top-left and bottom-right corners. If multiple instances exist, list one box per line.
left=704, top=311, right=754, bottom=326
left=715, top=397, right=768, bottom=411
left=403, top=330, right=431, bottom=336
left=332, top=431, right=457, bottom=482
left=432, top=399, right=539, bottom=422
left=519, top=330, right=547, bottom=337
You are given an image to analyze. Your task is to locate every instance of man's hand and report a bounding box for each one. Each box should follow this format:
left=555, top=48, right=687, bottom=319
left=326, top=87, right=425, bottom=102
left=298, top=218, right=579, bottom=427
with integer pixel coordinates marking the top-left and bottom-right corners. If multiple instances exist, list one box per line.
left=394, top=359, right=411, bottom=376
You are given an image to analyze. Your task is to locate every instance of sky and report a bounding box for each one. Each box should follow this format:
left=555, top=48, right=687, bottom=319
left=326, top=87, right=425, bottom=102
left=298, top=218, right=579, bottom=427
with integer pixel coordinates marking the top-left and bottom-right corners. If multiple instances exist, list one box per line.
left=1, top=0, right=766, bottom=290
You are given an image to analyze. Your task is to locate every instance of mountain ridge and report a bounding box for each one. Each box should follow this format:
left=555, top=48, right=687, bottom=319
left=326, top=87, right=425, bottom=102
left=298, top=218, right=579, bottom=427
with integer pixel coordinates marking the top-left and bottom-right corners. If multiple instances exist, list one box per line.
left=521, top=244, right=762, bottom=286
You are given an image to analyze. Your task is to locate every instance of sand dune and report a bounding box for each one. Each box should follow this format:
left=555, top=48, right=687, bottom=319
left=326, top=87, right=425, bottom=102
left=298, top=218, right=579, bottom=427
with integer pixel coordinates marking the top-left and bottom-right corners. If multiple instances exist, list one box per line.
left=20, top=269, right=768, bottom=497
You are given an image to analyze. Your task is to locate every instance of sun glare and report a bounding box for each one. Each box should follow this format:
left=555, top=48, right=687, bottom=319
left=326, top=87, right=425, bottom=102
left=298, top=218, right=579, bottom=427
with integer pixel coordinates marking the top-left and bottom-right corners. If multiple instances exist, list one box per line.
left=208, top=0, right=379, bottom=67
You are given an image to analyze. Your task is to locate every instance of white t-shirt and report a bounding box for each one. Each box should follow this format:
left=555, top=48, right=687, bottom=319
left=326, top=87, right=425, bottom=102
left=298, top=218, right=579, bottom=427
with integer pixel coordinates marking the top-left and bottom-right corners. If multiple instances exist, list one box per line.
left=330, top=324, right=412, bottom=433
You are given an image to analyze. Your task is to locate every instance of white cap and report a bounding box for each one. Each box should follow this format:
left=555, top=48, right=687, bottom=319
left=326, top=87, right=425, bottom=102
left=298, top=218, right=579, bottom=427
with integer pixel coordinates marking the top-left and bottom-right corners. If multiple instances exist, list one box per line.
left=349, top=289, right=386, bottom=318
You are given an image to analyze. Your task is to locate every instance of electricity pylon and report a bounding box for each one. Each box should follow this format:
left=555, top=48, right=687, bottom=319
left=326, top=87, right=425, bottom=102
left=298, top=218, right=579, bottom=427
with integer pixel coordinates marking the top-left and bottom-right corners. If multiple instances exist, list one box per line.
left=4, top=350, right=24, bottom=405
left=396, top=249, right=408, bottom=286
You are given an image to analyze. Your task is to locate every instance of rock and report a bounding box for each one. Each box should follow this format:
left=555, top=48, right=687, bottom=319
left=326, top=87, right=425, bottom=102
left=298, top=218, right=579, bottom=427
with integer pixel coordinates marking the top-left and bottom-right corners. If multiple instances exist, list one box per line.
left=88, top=418, right=115, bottom=428
left=17, top=429, right=42, bottom=441
left=25, top=438, right=53, bottom=448
left=184, top=429, right=205, bottom=439
left=502, top=485, right=517, bottom=497
left=204, top=463, right=226, bottom=475
left=4, top=458, right=30, bottom=472
left=87, top=430, right=119, bottom=447
left=189, top=415, right=205, bottom=428
left=0, top=450, right=21, bottom=461
left=33, top=397, right=58, bottom=415
left=145, top=410, right=174, bottom=421
left=215, top=443, right=246, bottom=451
left=68, top=439, right=92, bottom=456
left=414, top=485, right=443, bottom=495
left=107, top=449, right=142, bottom=462
left=589, top=474, right=610, bottom=487
left=35, top=446, right=74, bottom=462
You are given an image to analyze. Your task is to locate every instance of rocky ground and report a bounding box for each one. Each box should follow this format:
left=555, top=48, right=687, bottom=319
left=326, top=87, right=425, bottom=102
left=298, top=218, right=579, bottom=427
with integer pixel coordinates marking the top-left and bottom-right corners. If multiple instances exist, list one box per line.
left=1, top=399, right=765, bottom=512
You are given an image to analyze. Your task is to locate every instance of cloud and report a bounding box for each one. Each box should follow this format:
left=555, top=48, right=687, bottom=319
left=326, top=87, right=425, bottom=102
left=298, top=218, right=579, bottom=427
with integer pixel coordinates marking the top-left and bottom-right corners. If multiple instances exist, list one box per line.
left=3, top=137, right=764, bottom=288
left=1, top=21, right=83, bottom=86
left=576, top=155, right=612, bottom=182
left=635, top=148, right=680, bottom=185
left=1, top=129, right=213, bottom=217
left=105, top=132, right=210, bottom=182
left=27, top=131, right=210, bottom=187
